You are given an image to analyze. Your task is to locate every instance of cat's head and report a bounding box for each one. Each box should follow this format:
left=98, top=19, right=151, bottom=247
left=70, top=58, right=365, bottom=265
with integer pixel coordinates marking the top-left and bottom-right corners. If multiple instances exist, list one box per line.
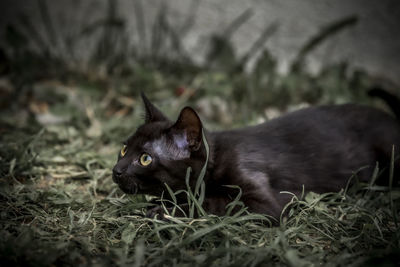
left=112, top=93, right=207, bottom=196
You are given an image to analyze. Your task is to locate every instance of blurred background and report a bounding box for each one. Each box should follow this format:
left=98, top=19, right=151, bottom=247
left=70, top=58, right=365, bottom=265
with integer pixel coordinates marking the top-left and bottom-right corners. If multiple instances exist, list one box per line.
left=1, top=0, right=400, bottom=81
left=0, top=0, right=399, bottom=130
left=1, top=0, right=400, bottom=175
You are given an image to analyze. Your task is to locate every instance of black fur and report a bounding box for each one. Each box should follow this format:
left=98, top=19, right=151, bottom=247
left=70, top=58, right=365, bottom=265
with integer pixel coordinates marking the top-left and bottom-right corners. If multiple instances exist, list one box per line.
left=113, top=92, right=400, bottom=220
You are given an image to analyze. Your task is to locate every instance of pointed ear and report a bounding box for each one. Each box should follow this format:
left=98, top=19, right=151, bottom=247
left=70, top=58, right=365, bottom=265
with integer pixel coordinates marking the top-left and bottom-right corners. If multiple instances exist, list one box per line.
left=172, top=107, right=203, bottom=151
left=141, top=92, right=168, bottom=123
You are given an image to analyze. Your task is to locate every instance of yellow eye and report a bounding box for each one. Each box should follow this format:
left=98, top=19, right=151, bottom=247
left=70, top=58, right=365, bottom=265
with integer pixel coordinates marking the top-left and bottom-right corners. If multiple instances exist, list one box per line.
left=139, top=153, right=152, bottom=166
left=120, top=145, right=127, bottom=157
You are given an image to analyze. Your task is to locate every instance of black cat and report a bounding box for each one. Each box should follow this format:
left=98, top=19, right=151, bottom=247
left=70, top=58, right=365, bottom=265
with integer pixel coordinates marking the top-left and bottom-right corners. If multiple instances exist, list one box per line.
left=112, top=90, right=400, bottom=220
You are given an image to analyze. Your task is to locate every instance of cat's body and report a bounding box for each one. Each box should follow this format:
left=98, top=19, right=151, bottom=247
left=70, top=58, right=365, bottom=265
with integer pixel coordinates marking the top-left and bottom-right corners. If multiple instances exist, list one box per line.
left=205, top=104, right=400, bottom=217
left=112, top=91, right=400, bottom=220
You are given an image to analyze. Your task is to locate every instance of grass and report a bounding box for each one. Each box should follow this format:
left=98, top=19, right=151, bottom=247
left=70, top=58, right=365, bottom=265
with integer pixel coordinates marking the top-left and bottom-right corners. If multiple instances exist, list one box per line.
left=1, top=0, right=400, bottom=266
left=1, top=119, right=399, bottom=266
left=1, top=81, right=399, bottom=267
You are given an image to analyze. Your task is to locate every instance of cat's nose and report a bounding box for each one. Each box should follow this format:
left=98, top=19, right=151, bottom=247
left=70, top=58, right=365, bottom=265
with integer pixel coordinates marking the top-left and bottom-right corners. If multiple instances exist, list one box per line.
left=112, top=167, right=123, bottom=182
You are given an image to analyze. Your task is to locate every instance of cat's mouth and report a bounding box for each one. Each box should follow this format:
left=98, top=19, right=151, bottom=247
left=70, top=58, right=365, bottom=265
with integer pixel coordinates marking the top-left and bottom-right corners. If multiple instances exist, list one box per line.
left=113, top=175, right=140, bottom=194
left=117, top=182, right=139, bottom=194
left=120, top=185, right=138, bottom=194
left=113, top=172, right=162, bottom=195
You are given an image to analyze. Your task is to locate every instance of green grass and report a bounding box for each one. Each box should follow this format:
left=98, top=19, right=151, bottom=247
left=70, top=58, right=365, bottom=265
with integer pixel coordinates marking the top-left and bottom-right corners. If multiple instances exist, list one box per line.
left=1, top=1, right=400, bottom=265
left=0, top=85, right=399, bottom=266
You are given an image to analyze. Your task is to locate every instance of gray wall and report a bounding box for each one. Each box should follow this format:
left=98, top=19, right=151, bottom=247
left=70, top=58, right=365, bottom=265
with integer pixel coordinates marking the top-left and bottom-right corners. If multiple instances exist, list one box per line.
left=1, top=0, right=399, bottom=85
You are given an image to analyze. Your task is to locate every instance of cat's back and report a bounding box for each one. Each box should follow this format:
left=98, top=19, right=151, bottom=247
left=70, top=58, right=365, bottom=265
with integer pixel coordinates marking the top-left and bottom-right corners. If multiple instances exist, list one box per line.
left=238, top=104, right=400, bottom=142
left=212, top=103, right=400, bottom=176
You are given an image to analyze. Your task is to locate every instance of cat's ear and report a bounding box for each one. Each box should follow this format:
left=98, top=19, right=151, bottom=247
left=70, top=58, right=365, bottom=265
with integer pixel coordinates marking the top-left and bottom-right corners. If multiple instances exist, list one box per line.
left=141, top=92, right=168, bottom=123
left=172, top=107, right=202, bottom=151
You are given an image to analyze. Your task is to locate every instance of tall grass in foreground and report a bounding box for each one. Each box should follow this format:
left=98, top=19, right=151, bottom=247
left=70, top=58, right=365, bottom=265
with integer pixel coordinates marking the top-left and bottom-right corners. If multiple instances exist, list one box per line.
left=0, top=118, right=399, bottom=266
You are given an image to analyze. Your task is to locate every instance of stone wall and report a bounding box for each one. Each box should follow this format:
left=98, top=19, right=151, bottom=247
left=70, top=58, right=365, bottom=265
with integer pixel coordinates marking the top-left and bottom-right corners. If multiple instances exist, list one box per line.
left=1, top=0, right=399, bottom=84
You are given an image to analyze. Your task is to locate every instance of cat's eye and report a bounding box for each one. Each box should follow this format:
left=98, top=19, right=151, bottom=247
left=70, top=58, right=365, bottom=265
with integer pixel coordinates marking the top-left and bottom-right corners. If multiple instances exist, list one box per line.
left=120, top=145, right=128, bottom=157
left=139, top=153, right=152, bottom=166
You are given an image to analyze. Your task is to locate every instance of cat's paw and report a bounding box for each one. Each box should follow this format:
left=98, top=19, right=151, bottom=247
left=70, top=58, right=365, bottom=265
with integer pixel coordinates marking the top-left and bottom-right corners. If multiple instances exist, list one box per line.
left=146, top=206, right=166, bottom=220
